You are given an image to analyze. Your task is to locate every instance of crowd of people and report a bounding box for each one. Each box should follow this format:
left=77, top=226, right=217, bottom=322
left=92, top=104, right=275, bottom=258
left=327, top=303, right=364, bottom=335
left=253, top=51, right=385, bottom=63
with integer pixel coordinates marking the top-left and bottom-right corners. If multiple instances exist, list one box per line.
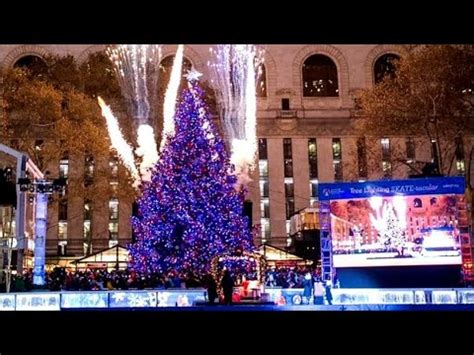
left=4, top=268, right=204, bottom=292
left=2, top=265, right=333, bottom=294
left=265, top=266, right=333, bottom=288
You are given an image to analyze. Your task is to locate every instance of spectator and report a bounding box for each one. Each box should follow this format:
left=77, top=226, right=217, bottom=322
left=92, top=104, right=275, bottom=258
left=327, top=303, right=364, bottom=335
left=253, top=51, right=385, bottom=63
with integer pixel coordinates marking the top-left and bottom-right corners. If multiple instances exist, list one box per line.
left=221, top=270, right=234, bottom=305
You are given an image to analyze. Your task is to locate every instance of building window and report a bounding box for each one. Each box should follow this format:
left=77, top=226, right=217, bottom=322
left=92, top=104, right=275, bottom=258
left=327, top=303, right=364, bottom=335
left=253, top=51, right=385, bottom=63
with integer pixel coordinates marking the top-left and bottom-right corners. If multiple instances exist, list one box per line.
left=332, top=138, right=341, bottom=160
left=259, top=180, right=269, bottom=198
left=108, top=197, right=119, bottom=242
left=260, top=219, right=270, bottom=240
left=357, top=138, right=368, bottom=179
left=406, top=137, right=417, bottom=175
left=381, top=138, right=390, bottom=159
left=58, top=221, right=68, bottom=240
left=332, top=138, right=343, bottom=181
left=258, top=160, right=268, bottom=178
left=302, top=54, right=339, bottom=97
left=257, top=64, right=267, bottom=97
left=455, top=137, right=465, bottom=175
left=84, top=154, right=94, bottom=186
left=283, top=138, right=292, bottom=159
left=283, top=138, right=294, bottom=221
left=58, top=199, right=68, bottom=221
left=285, top=180, right=294, bottom=197
left=258, top=138, right=270, bottom=236
left=430, top=139, right=440, bottom=170
left=83, top=243, right=91, bottom=256
left=57, top=241, right=67, bottom=256
left=84, top=200, right=92, bottom=221
left=109, top=222, right=118, bottom=240
left=382, top=161, right=392, bottom=177
left=260, top=199, right=270, bottom=218
left=258, top=138, right=268, bottom=160
left=286, top=198, right=295, bottom=219
left=109, top=198, right=119, bottom=220
left=308, top=138, right=318, bottom=179
left=406, top=137, right=416, bottom=163
left=374, top=53, right=400, bottom=84
left=310, top=180, right=319, bottom=199
left=109, top=154, right=119, bottom=194
left=283, top=138, right=293, bottom=178
left=381, top=138, right=392, bottom=178
left=414, top=198, right=423, bottom=208
left=59, top=155, right=69, bottom=179
left=14, top=55, right=48, bottom=78
left=83, top=220, right=91, bottom=240
left=84, top=200, right=92, bottom=244
left=284, top=159, right=293, bottom=178
left=110, top=154, right=119, bottom=180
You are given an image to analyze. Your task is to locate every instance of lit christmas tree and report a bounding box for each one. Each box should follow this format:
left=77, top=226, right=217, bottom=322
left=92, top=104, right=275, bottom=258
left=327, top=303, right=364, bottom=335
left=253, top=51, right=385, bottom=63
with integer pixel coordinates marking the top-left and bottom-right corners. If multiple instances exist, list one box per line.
left=129, top=71, right=254, bottom=275
left=378, top=202, right=406, bottom=255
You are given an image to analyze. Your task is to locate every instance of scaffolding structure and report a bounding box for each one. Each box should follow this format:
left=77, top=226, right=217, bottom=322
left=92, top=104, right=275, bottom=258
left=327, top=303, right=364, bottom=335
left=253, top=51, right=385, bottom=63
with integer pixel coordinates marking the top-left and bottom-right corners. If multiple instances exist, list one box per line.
left=458, top=193, right=474, bottom=283
left=318, top=201, right=333, bottom=283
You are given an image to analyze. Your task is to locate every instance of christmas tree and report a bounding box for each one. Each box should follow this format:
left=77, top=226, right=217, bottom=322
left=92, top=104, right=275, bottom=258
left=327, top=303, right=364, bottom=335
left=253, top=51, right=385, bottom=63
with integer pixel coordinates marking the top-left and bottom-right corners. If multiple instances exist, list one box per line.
left=129, top=71, right=253, bottom=275
left=378, top=202, right=406, bottom=255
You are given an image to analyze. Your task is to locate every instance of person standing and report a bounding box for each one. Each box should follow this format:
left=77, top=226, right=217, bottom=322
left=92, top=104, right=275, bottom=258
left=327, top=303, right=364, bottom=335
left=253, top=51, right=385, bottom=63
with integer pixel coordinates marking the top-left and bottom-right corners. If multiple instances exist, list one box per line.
left=313, top=279, right=325, bottom=305
left=221, top=270, right=235, bottom=305
left=325, top=281, right=333, bottom=305
left=205, top=274, right=218, bottom=304
left=303, top=271, right=313, bottom=304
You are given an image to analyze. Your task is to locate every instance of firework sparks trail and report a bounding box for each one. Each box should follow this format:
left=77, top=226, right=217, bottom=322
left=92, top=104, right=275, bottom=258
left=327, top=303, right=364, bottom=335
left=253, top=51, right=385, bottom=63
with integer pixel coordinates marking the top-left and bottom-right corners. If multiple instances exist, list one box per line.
left=107, top=45, right=164, bottom=182
left=208, top=45, right=264, bottom=186
left=98, top=96, right=140, bottom=186
left=161, top=44, right=184, bottom=150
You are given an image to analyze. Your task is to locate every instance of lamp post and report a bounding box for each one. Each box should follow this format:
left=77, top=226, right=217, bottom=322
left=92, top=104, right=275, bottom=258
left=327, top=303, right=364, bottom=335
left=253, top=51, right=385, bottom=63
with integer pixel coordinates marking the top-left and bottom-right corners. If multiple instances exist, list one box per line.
left=18, top=177, right=66, bottom=287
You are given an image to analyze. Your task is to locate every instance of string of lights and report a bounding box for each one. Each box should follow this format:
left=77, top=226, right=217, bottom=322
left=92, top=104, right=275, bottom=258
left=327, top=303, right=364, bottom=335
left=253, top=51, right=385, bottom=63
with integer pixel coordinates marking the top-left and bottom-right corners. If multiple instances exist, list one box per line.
left=129, top=74, right=254, bottom=275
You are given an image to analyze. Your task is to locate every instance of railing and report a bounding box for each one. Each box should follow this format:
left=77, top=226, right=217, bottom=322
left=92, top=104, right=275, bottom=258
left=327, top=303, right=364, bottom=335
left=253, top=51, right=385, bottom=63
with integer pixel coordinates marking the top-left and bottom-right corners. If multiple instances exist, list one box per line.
left=0, top=289, right=207, bottom=311
left=265, top=287, right=474, bottom=306
left=2, top=287, right=474, bottom=310
left=278, top=110, right=297, bottom=118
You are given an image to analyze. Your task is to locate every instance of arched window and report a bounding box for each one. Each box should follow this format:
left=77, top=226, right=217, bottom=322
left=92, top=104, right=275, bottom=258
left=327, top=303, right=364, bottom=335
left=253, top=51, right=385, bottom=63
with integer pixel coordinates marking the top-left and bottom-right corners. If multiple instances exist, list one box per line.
left=413, top=198, right=423, bottom=208
left=374, top=53, right=400, bottom=84
left=13, top=55, right=48, bottom=78
left=159, top=55, right=193, bottom=95
left=256, top=64, right=267, bottom=97
left=302, top=54, right=339, bottom=97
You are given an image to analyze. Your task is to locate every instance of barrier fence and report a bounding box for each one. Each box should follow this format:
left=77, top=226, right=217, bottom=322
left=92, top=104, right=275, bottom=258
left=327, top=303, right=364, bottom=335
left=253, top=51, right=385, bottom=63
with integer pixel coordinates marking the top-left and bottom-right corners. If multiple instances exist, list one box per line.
left=1, top=288, right=474, bottom=310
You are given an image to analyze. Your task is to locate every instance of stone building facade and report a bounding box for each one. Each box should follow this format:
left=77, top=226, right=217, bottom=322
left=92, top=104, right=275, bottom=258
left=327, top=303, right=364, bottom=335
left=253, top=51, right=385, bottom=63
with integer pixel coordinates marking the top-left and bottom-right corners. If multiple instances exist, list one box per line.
left=0, top=44, right=472, bottom=264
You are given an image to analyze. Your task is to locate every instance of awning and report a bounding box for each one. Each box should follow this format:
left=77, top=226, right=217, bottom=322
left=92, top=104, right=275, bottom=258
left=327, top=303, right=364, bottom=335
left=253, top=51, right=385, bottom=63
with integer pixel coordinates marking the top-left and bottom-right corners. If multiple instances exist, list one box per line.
left=70, top=245, right=130, bottom=267
left=257, top=244, right=304, bottom=262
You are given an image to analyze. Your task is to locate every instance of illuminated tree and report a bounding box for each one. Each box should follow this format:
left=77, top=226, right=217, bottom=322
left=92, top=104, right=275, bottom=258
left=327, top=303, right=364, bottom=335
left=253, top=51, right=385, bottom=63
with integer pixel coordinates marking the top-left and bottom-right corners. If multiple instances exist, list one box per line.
left=129, top=74, right=253, bottom=275
left=378, top=203, right=406, bottom=256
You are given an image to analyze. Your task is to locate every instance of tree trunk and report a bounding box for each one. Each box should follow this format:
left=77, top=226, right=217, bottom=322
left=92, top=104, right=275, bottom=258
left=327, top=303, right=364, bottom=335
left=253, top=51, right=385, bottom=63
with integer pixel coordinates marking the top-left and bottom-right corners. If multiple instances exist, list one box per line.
left=447, top=151, right=456, bottom=176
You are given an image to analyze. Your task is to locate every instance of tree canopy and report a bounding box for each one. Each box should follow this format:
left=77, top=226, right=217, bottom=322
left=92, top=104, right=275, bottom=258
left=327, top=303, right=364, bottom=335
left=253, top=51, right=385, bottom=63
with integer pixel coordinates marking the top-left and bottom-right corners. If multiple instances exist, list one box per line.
left=355, top=45, right=474, bottom=180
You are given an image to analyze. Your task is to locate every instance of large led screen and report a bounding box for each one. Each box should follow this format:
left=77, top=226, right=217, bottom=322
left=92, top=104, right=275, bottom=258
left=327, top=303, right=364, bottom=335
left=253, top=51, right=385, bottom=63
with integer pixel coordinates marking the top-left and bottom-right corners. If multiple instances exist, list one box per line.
left=330, top=194, right=462, bottom=267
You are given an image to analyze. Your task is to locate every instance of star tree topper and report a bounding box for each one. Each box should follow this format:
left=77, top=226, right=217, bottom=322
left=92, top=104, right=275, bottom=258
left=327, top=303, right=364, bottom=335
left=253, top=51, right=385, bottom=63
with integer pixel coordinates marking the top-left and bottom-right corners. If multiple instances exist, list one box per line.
left=185, top=69, right=203, bottom=82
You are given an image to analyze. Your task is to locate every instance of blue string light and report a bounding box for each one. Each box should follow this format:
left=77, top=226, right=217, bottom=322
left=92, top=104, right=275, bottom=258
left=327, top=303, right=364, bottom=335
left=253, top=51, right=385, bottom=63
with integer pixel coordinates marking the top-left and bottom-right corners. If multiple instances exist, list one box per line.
left=129, top=80, right=254, bottom=275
